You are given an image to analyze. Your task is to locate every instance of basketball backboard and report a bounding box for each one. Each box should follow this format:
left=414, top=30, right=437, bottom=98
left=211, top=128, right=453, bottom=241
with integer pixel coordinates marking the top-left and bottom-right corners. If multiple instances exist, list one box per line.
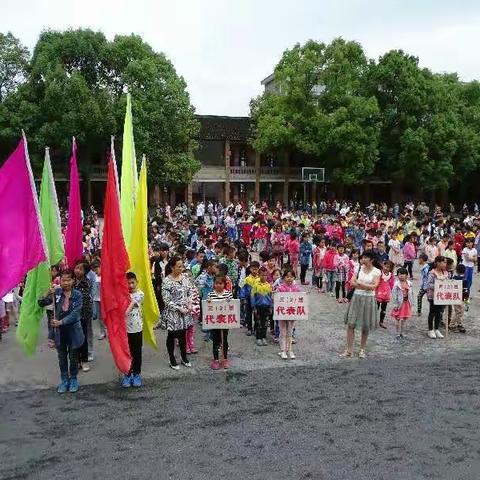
left=302, top=167, right=325, bottom=183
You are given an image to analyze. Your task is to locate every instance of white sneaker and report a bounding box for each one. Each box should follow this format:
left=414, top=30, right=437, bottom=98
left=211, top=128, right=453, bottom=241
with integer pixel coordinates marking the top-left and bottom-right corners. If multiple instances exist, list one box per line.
left=435, top=329, right=444, bottom=339
left=170, top=364, right=180, bottom=371
left=427, top=330, right=436, bottom=339
left=279, top=351, right=288, bottom=360
left=88, top=354, right=94, bottom=362
left=288, top=351, right=296, bottom=359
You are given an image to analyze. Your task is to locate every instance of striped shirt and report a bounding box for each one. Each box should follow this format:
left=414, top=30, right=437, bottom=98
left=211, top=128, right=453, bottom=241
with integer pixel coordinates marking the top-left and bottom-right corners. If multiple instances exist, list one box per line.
left=207, top=290, right=233, bottom=302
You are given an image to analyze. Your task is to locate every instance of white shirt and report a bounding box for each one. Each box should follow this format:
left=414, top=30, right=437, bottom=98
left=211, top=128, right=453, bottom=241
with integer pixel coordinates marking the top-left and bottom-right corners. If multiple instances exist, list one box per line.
left=93, top=274, right=101, bottom=302
left=126, top=291, right=145, bottom=334
left=2, top=291, right=14, bottom=303
left=462, top=247, right=477, bottom=268
left=355, top=266, right=381, bottom=297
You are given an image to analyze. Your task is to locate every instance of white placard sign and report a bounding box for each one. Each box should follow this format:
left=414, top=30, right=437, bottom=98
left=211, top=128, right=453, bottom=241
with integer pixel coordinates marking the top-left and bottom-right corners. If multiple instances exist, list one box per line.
left=201, top=299, right=241, bottom=330
left=273, top=292, right=309, bottom=321
left=433, top=279, right=463, bottom=305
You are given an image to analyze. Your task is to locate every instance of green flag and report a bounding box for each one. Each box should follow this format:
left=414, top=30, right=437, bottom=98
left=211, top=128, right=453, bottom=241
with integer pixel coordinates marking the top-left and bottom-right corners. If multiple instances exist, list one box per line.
left=16, top=148, right=64, bottom=356
left=120, top=92, right=138, bottom=248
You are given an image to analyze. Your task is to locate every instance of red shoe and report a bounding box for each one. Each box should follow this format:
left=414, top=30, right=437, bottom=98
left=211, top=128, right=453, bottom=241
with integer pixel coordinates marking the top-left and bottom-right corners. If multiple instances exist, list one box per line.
left=223, top=359, right=230, bottom=369
left=210, top=360, right=221, bottom=370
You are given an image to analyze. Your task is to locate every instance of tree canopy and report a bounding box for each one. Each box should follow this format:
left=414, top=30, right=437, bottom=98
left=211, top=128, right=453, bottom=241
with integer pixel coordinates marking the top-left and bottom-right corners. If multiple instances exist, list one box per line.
left=0, top=29, right=200, bottom=185
left=251, top=38, right=480, bottom=190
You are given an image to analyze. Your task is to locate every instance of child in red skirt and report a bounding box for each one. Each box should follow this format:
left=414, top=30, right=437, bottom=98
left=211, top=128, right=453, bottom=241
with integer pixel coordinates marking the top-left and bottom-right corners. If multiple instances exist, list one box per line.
left=390, top=267, right=414, bottom=340
left=375, top=261, right=394, bottom=329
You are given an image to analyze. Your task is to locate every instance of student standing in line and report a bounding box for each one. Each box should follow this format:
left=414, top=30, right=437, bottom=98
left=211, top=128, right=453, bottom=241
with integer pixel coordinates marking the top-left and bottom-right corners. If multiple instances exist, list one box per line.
left=207, top=276, right=233, bottom=370
left=38, top=269, right=84, bottom=394
left=121, top=272, right=145, bottom=388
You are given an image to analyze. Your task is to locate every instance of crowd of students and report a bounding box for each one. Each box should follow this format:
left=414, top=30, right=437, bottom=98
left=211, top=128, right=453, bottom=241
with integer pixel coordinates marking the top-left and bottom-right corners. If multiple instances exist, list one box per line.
left=1, top=199, right=479, bottom=394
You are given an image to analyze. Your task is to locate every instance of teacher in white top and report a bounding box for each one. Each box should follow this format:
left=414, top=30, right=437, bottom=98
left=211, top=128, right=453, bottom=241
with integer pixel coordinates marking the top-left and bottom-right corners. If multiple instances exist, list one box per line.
left=341, top=251, right=381, bottom=359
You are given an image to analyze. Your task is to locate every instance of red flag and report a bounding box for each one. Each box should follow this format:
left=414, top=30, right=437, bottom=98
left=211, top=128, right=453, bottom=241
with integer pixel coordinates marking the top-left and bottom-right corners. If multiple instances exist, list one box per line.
left=101, top=153, right=131, bottom=374
left=64, top=137, right=83, bottom=267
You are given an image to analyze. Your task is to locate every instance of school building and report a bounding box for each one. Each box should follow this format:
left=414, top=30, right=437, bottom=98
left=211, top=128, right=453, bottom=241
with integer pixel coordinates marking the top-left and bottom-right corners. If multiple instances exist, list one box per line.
left=37, top=74, right=477, bottom=208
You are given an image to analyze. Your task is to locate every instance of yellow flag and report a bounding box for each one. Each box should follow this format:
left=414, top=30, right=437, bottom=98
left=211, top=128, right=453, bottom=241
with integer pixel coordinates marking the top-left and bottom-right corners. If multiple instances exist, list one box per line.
left=120, top=92, right=138, bottom=249
left=129, top=157, right=158, bottom=349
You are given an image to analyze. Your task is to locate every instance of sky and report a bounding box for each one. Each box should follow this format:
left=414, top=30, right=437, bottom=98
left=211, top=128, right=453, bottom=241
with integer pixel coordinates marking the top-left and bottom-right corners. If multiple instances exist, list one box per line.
left=1, top=0, right=480, bottom=116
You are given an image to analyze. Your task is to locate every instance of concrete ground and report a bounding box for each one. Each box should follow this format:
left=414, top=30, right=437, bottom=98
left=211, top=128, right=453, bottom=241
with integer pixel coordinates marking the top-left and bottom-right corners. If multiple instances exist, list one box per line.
left=0, top=268, right=479, bottom=479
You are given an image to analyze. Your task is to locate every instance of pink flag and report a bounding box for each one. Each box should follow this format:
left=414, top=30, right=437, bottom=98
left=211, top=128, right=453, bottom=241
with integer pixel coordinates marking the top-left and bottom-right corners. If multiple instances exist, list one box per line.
left=64, top=137, right=83, bottom=267
left=0, top=137, right=47, bottom=298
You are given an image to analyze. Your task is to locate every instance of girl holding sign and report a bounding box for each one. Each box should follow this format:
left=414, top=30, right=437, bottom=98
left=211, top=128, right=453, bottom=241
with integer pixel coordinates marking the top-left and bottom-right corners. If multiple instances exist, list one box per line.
left=426, top=255, right=448, bottom=339
left=207, top=276, right=233, bottom=370
left=276, top=269, right=301, bottom=359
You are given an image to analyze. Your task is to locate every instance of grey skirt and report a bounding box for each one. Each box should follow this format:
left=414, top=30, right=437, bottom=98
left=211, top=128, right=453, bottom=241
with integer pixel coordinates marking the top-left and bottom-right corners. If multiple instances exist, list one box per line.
left=344, top=293, right=378, bottom=333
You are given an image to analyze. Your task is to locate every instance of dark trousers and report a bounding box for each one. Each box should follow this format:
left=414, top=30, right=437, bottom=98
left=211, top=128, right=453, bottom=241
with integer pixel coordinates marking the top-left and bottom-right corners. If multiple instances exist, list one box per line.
left=404, top=261, right=413, bottom=279
left=57, top=341, right=79, bottom=381
left=417, top=288, right=426, bottom=314
left=245, top=302, right=253, bottom=332
left=312, top=274, right=323, bottom=289
left=78, top=316, right=90, bottom=362
left=428, top=300, right=444, bottom=330
left=255, top=306, right=270, bottom=340
left=211, top=329, right=229, bottom=360
left=335, top=281, right=346, bottom=299
left=240, top=298, right=246, bottom=326
left=300, top=263, right=309, bottom=283
left=127, top=331, right=143, bottom=375
left=166, top=329, right=188, bottom=366
left=377, top=301, right=388, bottom=323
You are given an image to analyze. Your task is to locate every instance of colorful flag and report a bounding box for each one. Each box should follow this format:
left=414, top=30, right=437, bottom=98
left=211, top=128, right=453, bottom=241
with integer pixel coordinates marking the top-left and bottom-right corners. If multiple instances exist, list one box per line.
left=101, top=153, right=132, bottom=374
left=120, top=92, right=138, bottom=249
left=0, top=136, right=47, bottom=298
left=129, top=156, right=159, bottom=349
left=64, top=137, right=83, bottom=267
left=16, top=148, right=64, bottom=355
left=111, top=135, right=120, bottom=198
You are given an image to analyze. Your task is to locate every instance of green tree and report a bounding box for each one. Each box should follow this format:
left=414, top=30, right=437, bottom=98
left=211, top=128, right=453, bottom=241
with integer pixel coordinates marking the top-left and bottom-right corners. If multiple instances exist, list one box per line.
left=0, top=32, right=29, bottom=102
left=368, top=51, right=480, bottom=191
left=0, top=29, right=199, bottom=184
left=106, top=35, right=200, bottom=186
left=250, top=38, right=380, bottom=184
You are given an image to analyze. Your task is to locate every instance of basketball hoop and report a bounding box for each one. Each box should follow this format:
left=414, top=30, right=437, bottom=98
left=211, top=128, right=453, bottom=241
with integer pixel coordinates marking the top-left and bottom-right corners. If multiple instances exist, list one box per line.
left=302, top=167, right=325, bottom=183
left=301, top=167, right=325, bottom=207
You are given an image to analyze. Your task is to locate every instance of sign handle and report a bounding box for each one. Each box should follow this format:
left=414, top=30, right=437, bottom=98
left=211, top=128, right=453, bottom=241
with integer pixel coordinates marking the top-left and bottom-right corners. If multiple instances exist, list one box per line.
left=221, top=329, right=225, bottom=362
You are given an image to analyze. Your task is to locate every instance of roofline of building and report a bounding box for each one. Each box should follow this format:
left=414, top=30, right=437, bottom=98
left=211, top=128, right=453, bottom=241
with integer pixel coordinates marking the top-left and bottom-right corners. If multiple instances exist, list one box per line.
left=261, top=73, right=275, bottom=85
left=195, top=114, right=250, bottom=121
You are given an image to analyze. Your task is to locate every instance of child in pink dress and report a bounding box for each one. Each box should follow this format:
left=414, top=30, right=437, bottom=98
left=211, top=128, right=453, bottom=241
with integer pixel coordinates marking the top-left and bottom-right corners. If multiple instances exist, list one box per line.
left=345, top=249, right=360, bottom=299
left=334, top=245, right=350, bottom=303
left=286, top=232, right=300, bottom=276
left=312, top=238, right=326, bottom=292
left=390, top=267, right=414, bottom=340
left=375, top=260, right=395, bottom=329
